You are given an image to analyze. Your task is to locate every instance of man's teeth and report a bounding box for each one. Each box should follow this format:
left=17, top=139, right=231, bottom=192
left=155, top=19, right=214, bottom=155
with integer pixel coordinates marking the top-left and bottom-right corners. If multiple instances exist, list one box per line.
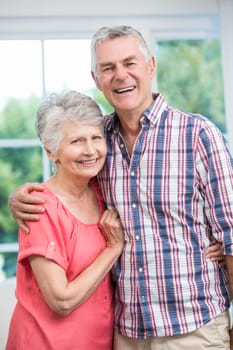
left=116, top=87, right=134, bottom=93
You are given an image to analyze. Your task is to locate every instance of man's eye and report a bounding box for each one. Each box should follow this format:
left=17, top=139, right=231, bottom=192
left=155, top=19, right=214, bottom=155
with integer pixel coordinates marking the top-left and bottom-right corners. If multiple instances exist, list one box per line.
left=127, top=62, right=136, bottom=66
left=103, top=66, right=112, bottom=72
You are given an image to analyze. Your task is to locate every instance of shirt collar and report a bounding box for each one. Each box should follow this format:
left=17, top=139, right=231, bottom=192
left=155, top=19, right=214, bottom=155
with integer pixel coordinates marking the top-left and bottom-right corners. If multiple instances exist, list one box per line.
left=104, top=93, right=167, bottom=132
left=143, top=93, right=167, bottom=125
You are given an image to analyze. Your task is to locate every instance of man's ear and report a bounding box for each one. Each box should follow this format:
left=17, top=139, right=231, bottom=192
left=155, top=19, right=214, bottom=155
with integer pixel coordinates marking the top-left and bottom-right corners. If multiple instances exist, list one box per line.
left=149, top=55, right=156, bottom=78
left=91, top=70, right=102, bottom=91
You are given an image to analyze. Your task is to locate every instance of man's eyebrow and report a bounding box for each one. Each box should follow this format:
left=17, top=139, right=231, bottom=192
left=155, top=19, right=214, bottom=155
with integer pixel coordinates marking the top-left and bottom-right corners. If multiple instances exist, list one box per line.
left=123, top=55, right=137, bottom=61
left=98, top=55, right=137, bottom=67
left=98, top=61, right=113, bottom=67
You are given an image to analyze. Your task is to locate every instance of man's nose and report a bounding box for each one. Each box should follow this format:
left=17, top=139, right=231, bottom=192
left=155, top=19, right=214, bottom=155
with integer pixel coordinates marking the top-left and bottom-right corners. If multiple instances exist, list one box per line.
left=115, top=65, right=128, bottom=80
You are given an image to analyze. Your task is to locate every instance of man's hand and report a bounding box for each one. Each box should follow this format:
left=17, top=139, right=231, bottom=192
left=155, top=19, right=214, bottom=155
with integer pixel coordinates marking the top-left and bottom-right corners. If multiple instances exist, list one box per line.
left=8, top=182, right=45, bottom=233
left=205, top=237, right=224, bottom=263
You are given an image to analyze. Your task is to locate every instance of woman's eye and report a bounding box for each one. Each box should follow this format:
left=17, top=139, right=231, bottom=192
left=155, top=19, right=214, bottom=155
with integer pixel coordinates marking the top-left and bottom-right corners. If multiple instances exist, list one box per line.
left=71, top=139, right=80, bottom=144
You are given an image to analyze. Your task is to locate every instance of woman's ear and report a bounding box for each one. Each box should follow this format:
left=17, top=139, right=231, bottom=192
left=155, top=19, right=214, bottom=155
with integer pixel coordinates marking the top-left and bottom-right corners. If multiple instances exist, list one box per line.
left=44, top=147, right=57, bottom=163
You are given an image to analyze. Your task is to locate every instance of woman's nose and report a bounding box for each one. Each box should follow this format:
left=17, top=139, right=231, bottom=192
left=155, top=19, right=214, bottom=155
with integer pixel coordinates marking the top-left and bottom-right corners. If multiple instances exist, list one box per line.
left=84, top=140, right=95, bottom=154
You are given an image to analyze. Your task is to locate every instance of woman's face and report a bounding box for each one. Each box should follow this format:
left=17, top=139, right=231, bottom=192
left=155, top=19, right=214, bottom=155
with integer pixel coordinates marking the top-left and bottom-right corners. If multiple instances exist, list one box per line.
left=51, top=121, right=107, bottom=181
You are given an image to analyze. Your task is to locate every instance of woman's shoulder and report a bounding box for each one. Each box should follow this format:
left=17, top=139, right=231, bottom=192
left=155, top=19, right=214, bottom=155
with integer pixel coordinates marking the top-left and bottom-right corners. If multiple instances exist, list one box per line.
left=30, top=186, right=57, bottom=205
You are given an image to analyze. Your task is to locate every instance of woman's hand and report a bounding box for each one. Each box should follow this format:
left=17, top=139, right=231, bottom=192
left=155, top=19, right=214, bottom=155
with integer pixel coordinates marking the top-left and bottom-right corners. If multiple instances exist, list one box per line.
left=30, top=209, right=125, bottom=315
left=99, top=209, right=125, bottom=254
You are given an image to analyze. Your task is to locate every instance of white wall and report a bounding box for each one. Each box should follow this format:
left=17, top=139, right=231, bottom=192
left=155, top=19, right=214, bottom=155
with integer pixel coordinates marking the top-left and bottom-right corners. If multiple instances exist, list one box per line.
left=0, top=0, right=219, bottom=16
left=0, top=0, right=220, bottom=39
left=0, top=278, right=16, bottom=348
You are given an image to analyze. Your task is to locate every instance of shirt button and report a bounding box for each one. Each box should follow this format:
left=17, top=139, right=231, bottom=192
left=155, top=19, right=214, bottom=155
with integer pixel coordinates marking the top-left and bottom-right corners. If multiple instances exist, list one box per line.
left=131, top=171, right=135, bottom=176
left=120, top=143, right=124, bottom=148
left=135, top=235, right=140, bottom=240
left=139, top=267, right=143, bottom=273
left=132, top=203, right=136, bottom=208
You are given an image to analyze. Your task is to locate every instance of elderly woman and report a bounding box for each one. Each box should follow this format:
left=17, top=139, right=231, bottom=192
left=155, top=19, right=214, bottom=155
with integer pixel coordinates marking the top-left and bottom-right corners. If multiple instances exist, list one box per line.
left=6, top=91, right=124, bottom=350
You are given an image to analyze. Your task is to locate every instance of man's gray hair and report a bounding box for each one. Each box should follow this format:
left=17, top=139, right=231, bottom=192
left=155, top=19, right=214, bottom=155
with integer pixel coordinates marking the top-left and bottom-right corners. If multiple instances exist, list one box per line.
left=91, top=25, right=151, bottom=73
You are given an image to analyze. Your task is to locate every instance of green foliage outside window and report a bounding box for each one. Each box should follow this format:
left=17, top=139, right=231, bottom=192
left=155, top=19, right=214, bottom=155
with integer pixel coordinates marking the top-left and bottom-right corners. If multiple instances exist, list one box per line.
left=156, top=40, right=226, bottom=133
left=0, top=96, right=42, bottom=278
left=0, top=96, right=42, bottom=233
left=87, top=88, right=114, bottom=115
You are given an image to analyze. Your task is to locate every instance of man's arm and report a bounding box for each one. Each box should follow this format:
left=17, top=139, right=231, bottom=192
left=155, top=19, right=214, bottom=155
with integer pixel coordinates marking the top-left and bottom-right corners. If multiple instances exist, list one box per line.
left=8, top=185, right=224, bottom=262
left=8, top=183, right=45, bottom=232
left=225, top=256, right=233, bottom=350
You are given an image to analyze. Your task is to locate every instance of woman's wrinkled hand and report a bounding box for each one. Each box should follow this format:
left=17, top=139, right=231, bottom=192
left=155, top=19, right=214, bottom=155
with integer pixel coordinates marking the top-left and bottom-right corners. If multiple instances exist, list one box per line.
left=99, top=209, right=125, bottom=254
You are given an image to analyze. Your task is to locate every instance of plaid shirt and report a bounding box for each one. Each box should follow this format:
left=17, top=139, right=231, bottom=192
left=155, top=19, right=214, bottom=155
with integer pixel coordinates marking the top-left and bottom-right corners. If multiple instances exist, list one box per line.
left=98, top=93, right=233, bottom=338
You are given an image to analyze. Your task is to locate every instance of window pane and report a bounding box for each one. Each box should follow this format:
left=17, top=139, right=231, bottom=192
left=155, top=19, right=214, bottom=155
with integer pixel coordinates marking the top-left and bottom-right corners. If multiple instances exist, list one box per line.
left=0, top=40, right=44, bottom=279
left=0, top=41, right=42, bottom=139
left=0, top=40, right=42, bottom=110
left=43, top=39, right=113, bottom=114
left=156, top=40, right=226, bottom=133
left=44, top=39, right=95, bottom=94
left=0, top=145, right=43, bottom=279
left=0, top=252, right=17, bottom=280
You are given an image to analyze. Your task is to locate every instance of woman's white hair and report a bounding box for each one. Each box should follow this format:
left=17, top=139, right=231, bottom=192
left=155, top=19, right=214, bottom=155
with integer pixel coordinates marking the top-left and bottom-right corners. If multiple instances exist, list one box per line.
left=36, top=90, right=104, bottom=154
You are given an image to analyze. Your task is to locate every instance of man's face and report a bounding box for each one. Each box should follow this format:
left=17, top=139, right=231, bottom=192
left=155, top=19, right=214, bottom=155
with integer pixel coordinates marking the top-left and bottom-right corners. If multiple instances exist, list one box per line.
left=92, top=35, right=155, bottom=118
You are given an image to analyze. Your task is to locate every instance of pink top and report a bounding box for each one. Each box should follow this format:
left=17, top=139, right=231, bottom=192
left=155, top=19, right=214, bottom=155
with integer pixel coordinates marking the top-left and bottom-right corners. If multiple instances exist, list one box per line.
left=6, top=179, right=114, bottom=350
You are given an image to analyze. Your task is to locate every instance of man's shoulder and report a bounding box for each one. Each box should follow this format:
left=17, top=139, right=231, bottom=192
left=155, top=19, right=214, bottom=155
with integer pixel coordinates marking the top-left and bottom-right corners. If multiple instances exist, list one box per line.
left=103, top=113, right=114, bottom=130
left=104, top=113, right=114, bottom=121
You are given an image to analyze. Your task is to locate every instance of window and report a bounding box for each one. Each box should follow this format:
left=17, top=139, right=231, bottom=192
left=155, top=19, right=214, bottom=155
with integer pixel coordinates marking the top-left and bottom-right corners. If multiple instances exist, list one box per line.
left=155, top=39, right=225, bottom=133
left=0, top=13, right=229, bottom=280
left=0, top=39, right=113, bottom=280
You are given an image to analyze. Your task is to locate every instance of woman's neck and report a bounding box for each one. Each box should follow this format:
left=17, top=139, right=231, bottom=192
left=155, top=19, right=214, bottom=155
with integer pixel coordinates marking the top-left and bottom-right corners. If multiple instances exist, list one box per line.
left=46, top=174, right=90, bottom=200
left=45, top=175, right=99, bottom=224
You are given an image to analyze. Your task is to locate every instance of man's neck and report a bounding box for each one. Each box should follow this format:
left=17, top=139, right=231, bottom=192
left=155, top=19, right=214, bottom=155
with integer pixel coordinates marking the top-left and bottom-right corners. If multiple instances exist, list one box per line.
left=118, top=117, right=142, bottom=156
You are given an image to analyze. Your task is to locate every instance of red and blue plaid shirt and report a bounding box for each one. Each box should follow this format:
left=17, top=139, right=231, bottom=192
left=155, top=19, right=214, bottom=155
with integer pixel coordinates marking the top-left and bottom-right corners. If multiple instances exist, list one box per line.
left=98, top=93, right=233, bottom=338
